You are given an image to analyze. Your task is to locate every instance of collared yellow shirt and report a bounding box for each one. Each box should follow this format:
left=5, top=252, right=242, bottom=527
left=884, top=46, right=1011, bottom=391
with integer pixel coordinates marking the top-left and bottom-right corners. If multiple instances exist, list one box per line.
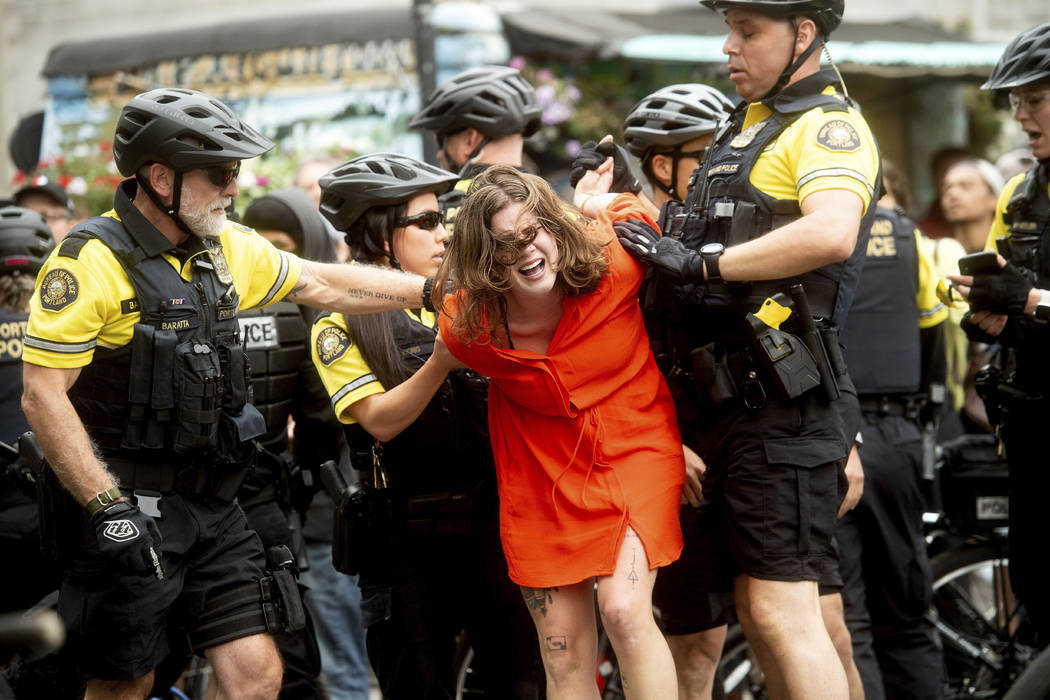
left=740, top=85, right=880, bottom=211
left=986, top=170, right=1049, bottom=251
left=913, top=228, right=950, bottom=329
left=25, top=214, right=302, bottom=369
left=311, top=307, right=437, bottom=424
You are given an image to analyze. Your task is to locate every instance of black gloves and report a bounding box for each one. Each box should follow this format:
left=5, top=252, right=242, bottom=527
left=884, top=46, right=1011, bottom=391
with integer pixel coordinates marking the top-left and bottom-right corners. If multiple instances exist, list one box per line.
left=570, top=140, right=642, bottom=195
left=969, top=263, right=1032, bottom=315
left=614, top=219, right=705, bottom=283
left=91, top=501, right=165, bottom=579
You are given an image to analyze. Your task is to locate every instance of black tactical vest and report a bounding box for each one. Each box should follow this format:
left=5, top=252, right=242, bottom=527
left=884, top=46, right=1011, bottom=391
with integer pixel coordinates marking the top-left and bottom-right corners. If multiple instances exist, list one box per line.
left=840, top=206, right=922, bottom=395
left=337, top=308, right=491, bottom=497
left=238, top=301, right=308, bottom=453
left=0, top=309, right=29, bottom=444
left=60, top=187, right=264, bottom=464
left=663, top=69, right=877, bottom=345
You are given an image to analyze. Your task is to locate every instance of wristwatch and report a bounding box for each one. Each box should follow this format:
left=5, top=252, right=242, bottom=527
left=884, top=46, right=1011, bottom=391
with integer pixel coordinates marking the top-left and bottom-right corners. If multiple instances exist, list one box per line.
left=85, top=486, right=123, bottom=517
left=700, top=243, right=725, bottom=283
left=1035, top=289, right=1050, bottom=321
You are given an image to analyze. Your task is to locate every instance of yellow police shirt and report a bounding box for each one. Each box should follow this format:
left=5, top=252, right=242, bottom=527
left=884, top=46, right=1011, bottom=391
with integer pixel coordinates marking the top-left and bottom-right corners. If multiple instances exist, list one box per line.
left=741, top=85, right=880, bottom=211
left=311, top=307, right=437, bottom=424
left=914, top=229, right=949, bottom=329
left=986, top=171, right=1050, bottom=251
left=25, top=215, right=302, bottom=369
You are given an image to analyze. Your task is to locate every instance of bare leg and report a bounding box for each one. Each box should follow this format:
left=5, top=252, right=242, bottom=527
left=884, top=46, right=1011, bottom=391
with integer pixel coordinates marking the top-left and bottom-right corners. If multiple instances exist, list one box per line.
left=736, top=575, right=848, bottom=699
left=205, top=632, right=283, bottom=700
left=735, top=577, right=787, bottom=698
left=666, top=625, right=727, bottom=700
left=820, top=592, right=865, bottom=700
left=85, top=673, right=154, bottom=700
left=521, top=579, right=601, bottom=700
left=596, top=527, right=678, bottom=699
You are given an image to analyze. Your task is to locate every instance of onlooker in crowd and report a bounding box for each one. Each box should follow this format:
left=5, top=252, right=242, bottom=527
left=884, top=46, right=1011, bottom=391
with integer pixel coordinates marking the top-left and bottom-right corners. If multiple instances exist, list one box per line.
left=916, top=146, right=973, bottom=240
left=940, top=158, right=1004, bottom=253
left=241, top=188, right=372, bottom=700
left=295, top=158, right=349, bottom=262
left=995, top=147, right=1037, bottom=182
left=13, top=179, right=76, bottom=243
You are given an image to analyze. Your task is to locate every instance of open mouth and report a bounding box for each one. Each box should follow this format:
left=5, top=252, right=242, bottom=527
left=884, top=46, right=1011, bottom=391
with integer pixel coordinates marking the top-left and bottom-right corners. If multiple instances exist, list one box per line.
left=519, top=259, right=545, bottom=279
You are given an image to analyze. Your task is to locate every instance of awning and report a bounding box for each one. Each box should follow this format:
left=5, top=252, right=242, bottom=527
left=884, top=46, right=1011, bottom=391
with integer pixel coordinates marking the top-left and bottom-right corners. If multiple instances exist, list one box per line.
left=42, top=8, right=413, bottom=77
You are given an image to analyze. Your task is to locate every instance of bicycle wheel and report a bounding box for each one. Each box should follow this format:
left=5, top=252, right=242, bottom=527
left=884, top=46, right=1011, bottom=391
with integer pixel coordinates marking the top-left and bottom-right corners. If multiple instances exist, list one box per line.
left=453, top=634, right=486, bottom=699
left=929, top=540, right=1039, bottom=699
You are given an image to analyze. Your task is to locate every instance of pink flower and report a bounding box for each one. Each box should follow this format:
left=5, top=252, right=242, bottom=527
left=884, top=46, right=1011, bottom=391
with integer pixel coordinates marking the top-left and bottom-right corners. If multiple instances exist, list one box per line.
left=509, top=56, right=526, bottom=70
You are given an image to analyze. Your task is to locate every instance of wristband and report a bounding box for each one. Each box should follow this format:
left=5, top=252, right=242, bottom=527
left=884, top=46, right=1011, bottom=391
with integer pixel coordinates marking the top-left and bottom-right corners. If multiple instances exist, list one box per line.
left=422, top=277, right=436, bottom=313
left=85, top=486, right=123, bottom=518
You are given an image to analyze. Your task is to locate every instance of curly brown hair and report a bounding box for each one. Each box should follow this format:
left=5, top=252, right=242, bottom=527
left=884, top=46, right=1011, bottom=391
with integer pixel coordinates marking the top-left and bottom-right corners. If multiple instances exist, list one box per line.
left=433, top=165, right=610, bottom=344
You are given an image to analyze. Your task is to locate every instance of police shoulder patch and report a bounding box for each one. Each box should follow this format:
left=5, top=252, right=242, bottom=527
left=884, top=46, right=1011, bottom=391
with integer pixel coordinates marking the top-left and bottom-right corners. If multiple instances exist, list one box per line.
left=230, top=221, right=255, bottom=234
left=39, top=269, right=80, bottom=311
left=816, top=119, right=861, bottom=153
left=316, top=326, right=351, bottom=366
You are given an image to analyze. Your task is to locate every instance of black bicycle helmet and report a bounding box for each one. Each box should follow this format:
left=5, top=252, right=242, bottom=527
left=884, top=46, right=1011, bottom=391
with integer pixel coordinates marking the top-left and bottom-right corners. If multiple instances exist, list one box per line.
left=319, top=153, right=459, bottom=234
left=0, top=206, right=56, bottom=275
left=623, top=84, right=734, bottom=158
left=409, top=66, right=542, bottom=139
left=114, top=87, right=273, bottom=176
left=700, top=0, right=843, bottom=36
left=982, top=22, right=1050, bottom=91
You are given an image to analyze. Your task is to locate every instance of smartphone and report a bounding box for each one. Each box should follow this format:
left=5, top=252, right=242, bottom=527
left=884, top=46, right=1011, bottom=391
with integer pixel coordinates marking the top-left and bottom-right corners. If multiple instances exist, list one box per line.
left=958, top=250, right=1000, bottom=275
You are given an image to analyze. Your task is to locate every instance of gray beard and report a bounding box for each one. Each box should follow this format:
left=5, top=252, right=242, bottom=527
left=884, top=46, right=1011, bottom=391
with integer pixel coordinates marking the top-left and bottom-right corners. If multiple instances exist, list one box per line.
left=180, top=203, right=226, bottom=239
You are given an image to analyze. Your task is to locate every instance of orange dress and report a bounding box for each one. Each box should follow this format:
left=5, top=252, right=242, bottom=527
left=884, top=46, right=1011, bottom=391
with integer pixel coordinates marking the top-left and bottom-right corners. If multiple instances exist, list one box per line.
left=439, top=195, right=684, bottom=588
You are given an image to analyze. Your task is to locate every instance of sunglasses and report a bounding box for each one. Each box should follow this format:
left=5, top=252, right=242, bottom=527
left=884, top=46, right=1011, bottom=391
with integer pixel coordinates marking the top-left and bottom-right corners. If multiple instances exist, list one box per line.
left=396, top=210, right=443, bottom=230
left=1009, top=90, right=1050, bottom=114
left=203, top=163, right=241, bottom=188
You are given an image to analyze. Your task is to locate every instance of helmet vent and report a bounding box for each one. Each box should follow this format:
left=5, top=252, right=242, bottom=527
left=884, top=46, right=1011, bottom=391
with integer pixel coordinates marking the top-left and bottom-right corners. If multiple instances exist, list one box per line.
left=155, top=94, right=179, bottom=104
left=184, top=108, right=211, bottom=119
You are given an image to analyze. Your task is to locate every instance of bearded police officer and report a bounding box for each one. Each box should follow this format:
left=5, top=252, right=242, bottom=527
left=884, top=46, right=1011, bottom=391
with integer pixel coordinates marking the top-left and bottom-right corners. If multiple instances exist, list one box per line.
left=948, top=21, right=1050, bottom=638
left=20, top=87, right=432, bottom=700
left=615, top=1, right=880, bottom=695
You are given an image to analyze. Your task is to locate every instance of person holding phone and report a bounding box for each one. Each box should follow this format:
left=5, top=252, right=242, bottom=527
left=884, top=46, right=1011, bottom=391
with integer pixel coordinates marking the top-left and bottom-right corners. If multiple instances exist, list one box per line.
left=947, top=20, right=1050, bottom=638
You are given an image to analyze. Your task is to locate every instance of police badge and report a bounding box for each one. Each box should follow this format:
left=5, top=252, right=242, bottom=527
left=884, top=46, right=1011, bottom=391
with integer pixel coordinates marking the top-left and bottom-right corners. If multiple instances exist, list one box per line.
left=208, top=245, right=235, bottom=286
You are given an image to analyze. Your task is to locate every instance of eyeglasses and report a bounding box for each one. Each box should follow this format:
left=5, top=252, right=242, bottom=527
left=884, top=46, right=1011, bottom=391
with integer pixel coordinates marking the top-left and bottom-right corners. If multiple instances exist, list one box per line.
left=203, top=163, right=241, bottom=188
left=396, top=210, right=443, bottom=230
left=1009, top=90, right=1050, bottom=114
left=678, top=149, right=706, bottom=162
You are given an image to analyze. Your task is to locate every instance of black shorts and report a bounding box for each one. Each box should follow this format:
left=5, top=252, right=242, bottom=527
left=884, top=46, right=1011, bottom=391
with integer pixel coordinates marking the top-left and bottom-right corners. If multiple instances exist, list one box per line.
left=693, top=391, right=849, bottom=584
left=653, top=504, right=735, bottom=635
left=59, top=494, right=266, bottom=680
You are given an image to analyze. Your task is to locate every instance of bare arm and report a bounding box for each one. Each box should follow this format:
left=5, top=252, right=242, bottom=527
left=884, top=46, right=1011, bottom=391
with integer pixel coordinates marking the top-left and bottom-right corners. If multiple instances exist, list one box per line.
left=285, top=259, right=426, bottom=315
left=718, top=189, right=864, bottom=282
left=22, top=362, right=119, bottom=505
left=345, top=335, right=461, bottom=443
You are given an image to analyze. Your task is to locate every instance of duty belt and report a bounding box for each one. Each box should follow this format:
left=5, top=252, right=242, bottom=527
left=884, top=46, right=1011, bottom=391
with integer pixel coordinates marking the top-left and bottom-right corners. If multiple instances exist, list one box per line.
left=858, top=396, right=918, bottom=419
left=106, top=456, right=248, bottom=502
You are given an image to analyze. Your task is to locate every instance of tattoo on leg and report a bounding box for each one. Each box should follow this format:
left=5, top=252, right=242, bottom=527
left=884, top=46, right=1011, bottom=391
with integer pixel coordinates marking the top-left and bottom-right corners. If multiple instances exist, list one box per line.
left=522, top=586, right=557, bottom=618
left=620, top=670, right=630, bottom=690
left=546, top=635, right=567, bottom=652
left=627, top=545, right=639, bottom=588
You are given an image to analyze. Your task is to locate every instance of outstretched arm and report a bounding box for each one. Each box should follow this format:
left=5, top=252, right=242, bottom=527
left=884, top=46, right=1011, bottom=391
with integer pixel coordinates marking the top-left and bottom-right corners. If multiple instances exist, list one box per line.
left=286, top=259, right=427, bottom=315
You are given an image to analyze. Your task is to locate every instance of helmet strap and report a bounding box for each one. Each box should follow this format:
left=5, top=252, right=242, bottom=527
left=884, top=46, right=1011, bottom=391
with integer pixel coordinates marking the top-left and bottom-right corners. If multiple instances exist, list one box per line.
left=463, top=136, right=490, bottom=170
left=643, top=148, right=684, bottom=199
left=763, top=18, right=826, bottom=101
left=137, top=170, right=196, bottom=238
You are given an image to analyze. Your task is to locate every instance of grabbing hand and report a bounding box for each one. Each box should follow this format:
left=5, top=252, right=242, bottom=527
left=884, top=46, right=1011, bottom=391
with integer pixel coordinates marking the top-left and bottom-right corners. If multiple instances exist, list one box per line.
left=682, top=445, right=706, bottom=508
left=614, top=219, right=705, bottom=283
left=570, top=137, right=641, bottom=195
left=431, top=332, right=466, bottom=371
left=838, top=445, right=864, bottom=518
left=91, top=501, right=164, bottom=579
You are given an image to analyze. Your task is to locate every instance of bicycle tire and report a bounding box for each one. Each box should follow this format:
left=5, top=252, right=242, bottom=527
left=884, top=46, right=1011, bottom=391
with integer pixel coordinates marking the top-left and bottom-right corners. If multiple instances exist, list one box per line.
left=929, top=539, right=1039, bottom=699
left=1003, top=645, right=1050, bottom=700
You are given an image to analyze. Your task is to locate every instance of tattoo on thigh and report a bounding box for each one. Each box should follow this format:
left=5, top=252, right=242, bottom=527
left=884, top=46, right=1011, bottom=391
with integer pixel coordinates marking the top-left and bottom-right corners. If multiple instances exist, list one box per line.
left=627, top=545, right=639, bottom=589
left=546, top=635, right=567, bottom=652
left=521, top=586, right=557, bottom=618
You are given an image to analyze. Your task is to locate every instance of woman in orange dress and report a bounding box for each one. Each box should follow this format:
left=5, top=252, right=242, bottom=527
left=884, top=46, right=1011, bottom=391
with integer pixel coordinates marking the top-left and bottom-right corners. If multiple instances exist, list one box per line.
left=432, top=162, right=685, bottom=699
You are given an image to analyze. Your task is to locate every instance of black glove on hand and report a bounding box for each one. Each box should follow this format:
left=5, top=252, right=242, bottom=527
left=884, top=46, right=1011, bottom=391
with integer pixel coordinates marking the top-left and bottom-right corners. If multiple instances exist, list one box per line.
left=614, top=219, right=704, bottom=283
left=92, top=501, right=164, bottom=579
left=570, top=140, right=642, bottom=194
left=969, top=262, right=1032, bottom=315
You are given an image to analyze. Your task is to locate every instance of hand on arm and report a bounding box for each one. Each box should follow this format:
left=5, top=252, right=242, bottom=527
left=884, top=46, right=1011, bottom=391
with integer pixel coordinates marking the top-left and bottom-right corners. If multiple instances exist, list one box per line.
left=682, top=444, right=707, bottom=508
left=838, top=444, right=864, bottom=518
left=285, top=259, right=427, bottom=316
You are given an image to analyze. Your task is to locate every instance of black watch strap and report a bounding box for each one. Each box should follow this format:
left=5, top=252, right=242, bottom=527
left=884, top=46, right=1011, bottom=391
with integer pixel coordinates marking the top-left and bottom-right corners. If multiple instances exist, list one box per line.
left=702, top=247, right=723, bottom=283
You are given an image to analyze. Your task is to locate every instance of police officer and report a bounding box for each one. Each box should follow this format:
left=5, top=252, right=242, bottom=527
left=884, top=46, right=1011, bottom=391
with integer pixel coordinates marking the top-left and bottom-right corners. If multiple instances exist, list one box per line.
left=615, top=1, right=880, bottom=695
left=312, top=153, right=544, bottom=699
left=948, top=21, right=1050, bottom=637
left=19, top=87, right=434, bottom=700
left=838, top=161, right=948, bottom=699
left=409, top=65, right=541, bottom=227
left=0, top=206, right=55, bottom=614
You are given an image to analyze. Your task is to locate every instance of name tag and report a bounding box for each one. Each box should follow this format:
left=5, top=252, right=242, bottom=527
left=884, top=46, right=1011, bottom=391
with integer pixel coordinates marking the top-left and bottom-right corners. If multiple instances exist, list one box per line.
left=238, top=315, right=279, bottom=351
